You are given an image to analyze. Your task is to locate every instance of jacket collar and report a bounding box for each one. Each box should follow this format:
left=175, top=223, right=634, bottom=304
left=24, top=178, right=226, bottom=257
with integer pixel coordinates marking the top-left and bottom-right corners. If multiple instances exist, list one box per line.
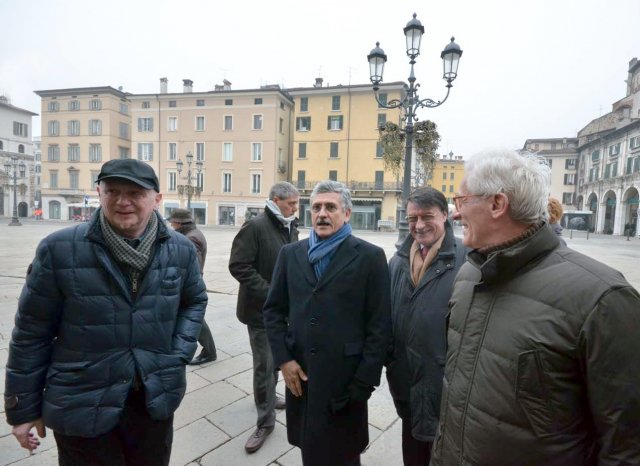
left=396, top=220, right=457, bottom=260
left=265, top=206, right=299, bottom=235
left=295, top=235, right=359, bottom=288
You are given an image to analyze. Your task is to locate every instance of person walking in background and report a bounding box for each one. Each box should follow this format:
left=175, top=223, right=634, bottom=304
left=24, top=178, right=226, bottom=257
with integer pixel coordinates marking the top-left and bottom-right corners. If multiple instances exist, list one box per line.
left=169, top=208, right=217, bottom=365
left=431, top=150, right=640, bottom=466
left=387, top=187, right=466, bottom=466
left=5, top=159, right=207, bottom=465
left=229, top=181, right=300, bottom=454
left=263, top=181, right=391, bottom=466
left=547, top=197, right=564, bottom=237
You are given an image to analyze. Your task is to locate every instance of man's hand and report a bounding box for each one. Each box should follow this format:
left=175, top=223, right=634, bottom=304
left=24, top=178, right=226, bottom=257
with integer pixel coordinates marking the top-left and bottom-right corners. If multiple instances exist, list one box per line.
left=12, top=419, right=46, bottom=452
left=280, top=360, right=308, bottom=397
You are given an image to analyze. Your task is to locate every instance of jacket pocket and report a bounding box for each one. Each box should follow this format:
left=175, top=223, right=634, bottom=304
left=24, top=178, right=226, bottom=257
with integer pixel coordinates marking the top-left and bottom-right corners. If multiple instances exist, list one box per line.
left=46, top=361, right=91, bottom=386
left=516, top=349, right=558, bottom=437
left=160, top=276, right=181, bottom=294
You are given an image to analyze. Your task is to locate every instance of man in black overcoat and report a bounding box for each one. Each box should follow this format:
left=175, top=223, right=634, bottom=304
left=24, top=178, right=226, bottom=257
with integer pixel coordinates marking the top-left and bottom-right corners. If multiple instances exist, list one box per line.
left=263, top=180, right=391, bottom=466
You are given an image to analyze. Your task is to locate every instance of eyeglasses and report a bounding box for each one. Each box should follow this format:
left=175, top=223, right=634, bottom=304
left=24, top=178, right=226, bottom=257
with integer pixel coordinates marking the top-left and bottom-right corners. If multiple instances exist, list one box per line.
left=452, top=194, right=485, bottom=211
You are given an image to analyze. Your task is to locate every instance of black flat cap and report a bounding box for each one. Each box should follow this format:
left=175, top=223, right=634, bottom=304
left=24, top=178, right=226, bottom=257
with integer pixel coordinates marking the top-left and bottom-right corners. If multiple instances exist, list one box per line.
left=169, top=208, right=193, bottom=224
left=96, top=159, right=160, bottom=192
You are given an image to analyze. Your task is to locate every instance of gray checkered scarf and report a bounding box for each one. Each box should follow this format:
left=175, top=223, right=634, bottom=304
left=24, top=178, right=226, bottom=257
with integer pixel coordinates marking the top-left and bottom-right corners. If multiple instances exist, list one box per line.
left=100, top=209, right=158, bottom=278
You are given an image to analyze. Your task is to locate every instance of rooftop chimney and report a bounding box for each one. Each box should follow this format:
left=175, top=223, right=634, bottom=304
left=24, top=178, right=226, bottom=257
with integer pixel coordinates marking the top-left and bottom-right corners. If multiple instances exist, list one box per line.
left=223, top=79, right=232, bottom=90
left=314, top=77, right=323, bottom=88
left=183, top=79, right=193, bottom=93
left=160, top=77, right=168, bottom=94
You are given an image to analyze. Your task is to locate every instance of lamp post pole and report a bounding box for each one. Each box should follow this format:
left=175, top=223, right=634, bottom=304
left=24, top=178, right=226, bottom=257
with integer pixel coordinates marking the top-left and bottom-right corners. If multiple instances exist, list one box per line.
left=4, top=156, right=26, bottom=227
left=367, top=13, right=462, bottom=247
left=176, top=152, right=203, bottom=211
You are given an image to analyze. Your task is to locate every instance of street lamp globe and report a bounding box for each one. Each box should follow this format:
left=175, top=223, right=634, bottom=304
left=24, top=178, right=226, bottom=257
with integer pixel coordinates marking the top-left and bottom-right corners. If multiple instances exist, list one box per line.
left=176, top=158, right=184, bottom=174
left=185, top=151, right=194, bottom=165
left=368, top=42, right=387, bottom=86
left=441, top=37, right=463, bottom=83
left=404, top=13, right=425, bottom=59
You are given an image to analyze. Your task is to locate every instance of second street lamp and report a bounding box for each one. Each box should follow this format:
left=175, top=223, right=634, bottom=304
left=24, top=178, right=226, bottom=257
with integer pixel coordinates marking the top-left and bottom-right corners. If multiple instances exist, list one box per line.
left=368, top=13, right=462, bottom=246
left=4, top=156, right=26, bottom=227
left=176, top=152, right=203, bottom=210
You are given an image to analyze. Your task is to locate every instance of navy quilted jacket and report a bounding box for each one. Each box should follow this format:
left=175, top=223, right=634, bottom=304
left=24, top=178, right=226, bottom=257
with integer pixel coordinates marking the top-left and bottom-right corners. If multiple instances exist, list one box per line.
left=4, top=211, right=207, bottom=437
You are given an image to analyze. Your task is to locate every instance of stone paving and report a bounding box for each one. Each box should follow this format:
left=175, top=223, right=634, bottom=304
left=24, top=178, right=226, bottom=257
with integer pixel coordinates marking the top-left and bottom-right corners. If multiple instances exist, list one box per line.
left=0, top=219, right=639, bottom=466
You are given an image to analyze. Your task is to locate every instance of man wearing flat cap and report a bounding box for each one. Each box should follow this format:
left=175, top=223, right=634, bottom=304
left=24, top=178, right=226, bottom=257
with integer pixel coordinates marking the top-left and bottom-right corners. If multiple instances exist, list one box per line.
left=169, top=208, right=217, bottom=364
left=4, top=159, right=207, bottom=465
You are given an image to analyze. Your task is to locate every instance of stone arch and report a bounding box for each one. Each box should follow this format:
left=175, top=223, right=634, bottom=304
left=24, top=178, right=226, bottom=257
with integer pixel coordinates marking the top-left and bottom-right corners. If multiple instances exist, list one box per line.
left=576, top=195, right=584, bottom=211
left=587, top=193, right=598, bottom=232
left=603, top=190, right=617, bottom=234
left=622, top=186, right=639, bottom=236
left=18, top=201, right=28, bottom=217
left=49, top=200, right=61, bottom=219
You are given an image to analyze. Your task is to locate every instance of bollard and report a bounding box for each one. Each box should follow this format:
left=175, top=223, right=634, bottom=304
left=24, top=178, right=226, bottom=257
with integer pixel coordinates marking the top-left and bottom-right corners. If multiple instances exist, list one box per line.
left=570, top=229, right=573, bottom=240
left=587, top=229, right=590, bottom=240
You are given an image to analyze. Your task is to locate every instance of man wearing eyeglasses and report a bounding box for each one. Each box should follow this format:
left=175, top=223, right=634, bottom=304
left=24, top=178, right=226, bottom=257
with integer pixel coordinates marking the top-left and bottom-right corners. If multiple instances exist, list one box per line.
left=430, top=150, right=640, bottom=466
left=387, top=187, right=466, bottom=466
left=263, top=181, right=391, bottom=466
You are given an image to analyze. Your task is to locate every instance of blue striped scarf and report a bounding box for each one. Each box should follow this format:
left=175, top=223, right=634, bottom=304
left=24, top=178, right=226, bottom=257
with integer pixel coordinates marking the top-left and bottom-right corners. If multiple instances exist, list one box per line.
left=308, top=223, right=352, bottom=280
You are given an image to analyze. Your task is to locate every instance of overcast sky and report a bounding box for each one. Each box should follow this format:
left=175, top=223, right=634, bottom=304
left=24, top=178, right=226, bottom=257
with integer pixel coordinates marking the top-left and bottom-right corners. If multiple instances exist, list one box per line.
left=1, top=0, right=639, bottom=157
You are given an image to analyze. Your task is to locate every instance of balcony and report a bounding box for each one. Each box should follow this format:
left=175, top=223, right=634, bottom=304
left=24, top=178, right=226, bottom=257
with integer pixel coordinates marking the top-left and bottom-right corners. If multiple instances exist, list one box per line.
left=293, top=180, right=402, bottom=192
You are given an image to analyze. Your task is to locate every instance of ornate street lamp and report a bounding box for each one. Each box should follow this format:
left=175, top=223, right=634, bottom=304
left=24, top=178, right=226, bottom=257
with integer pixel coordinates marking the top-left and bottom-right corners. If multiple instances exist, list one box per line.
left=4, top=156, right=26, bottom=226
left=368, top=13, right=462, bottom=246
left=176, top=151, right=203, bottom=210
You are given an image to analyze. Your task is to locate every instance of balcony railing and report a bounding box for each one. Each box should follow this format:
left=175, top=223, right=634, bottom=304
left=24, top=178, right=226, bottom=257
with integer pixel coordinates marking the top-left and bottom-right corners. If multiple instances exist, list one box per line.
left=293, top=180, right=402, bottom=191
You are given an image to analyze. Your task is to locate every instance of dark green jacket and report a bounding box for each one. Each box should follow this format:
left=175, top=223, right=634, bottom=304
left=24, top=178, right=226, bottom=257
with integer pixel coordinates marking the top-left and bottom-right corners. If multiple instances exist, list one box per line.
left=431, top=225, right=640, bottom=466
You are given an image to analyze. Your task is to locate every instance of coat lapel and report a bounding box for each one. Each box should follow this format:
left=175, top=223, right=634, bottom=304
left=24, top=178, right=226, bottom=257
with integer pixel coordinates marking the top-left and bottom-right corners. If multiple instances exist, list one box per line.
left=294, top=239, right=318, bottom=286
left=316, top=236, right=359, bottom=289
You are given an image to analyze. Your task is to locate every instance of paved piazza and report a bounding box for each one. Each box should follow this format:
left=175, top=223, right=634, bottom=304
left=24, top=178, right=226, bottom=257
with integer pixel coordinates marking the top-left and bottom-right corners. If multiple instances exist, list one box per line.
left=1, top=220, right=639, bottom=466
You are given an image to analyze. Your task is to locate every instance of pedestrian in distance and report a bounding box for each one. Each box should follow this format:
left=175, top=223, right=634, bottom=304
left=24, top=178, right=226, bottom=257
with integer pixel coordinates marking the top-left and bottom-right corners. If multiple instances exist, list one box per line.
left=229, top=181, right=300, bottom=453
left=431, top=149, right=640, bottom=466
left=263, top=180, right=392, bottom=466
left=387, top=187, right=466, bottom=466
left=4, top=158, right=207, bottom=466
left=169, top=208, right=217, bottom=365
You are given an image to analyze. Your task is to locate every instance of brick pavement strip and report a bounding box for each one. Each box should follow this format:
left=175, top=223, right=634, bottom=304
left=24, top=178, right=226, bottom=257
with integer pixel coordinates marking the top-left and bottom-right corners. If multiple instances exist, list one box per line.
left=1, top=221, right=639, bottom=465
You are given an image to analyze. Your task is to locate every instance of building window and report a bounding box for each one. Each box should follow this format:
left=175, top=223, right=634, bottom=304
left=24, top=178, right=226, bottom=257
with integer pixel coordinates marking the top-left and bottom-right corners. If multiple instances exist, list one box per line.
left=168, top=172, right=177, bottom=192
left=118, top=147, right=130, bottom=159
left=196, top=99, right=205, bottom=107
left=591, top=150, right=600, bottom=162
left=253, top=114, right=263, bottom=130
left=50, top=171, right=58, bottom=188
left=608, top=142, right=621, bottom=157
left=564, top=173, right=576, bottom=185
left=88, top=119, right=102, bottom=136
left=223, top=142, right=233, bottom=161
left=196, top=172, right=204, bottom=190
left=251, top=173, right=261, bottom=194
left=562, top=193, right=575, bottom=205
left=630, top=136, right=640, bottom=149
left=300, top=97, right=308, bottom=112
left=137, top=143, right=153, bottom=161
left=48, top=120, right=59, bottom=136
left=18, top=144, right=24, bottom=153
left=604, top=161, right=618, bottom=178
left=225, top=99, right=233, bottom=106
left=296, top=116, right=311, bottom=131
left=296, top=170, right=306, bottom=189
left=91, top=171, right=100, bottom=186
left=378, top=93, right=388, bottom=107
left=119, top=122, right=129, bottom=139
left=332, top=95, right=341, bottom=111
left=168, top=143, right=177, bottom=161
left=377, top=113, right=387, bottom=128
left=327, top=115, right=343, bottom=130
left=299, top=143, right=307, bottom=159
left=376, top=142, right=384, bottom=158
left=13, top=122, right=28, bottom=137
left=48, top=145, right=60, bottom=161
left=255, top=98, right=263, bottom=105
left=196, top=116, right=205, bottom=131
left=450, top=172, right=455, bottom=180
left=252, top=142, right=262, bottom=161
left=224, top=115, right=233, bottom=130
left=142, top=101, right=150, bottom=109
left=375, top=171, right=384, bottom=189
left=48, top=101, right=59, bottom=112
left=195, top=142, right=205, bottom=161
left=329, top=170, right=338, bottom=181
left=138, top=117, right=153, bottom=132
left=68, top=120, right=80, bottom=136
left=89, top=144, right=102, bottom=162
left=167, top=117, right=178, bottom=132
left=69, top=171, right=79, bottom=189
left=546, top=158, right=553, bottom=168
left=330, top=142, right=339, bottom=158
left=119, top=102, right=129, bottom=114
left=68, top=144, right=80, bottom=162
left=223, top=173, right=232, bottom=193
left=449, top=185, right=454, bottom=192
left=90, top=99, right=102, bottom=110
left=442, top=172, right=447, bottom=180
left=169, top=100, right=176, bottom=108
left=280, top=102, right=285, bottom=110
left=589, top=166, right=599, bottom=182
left=68, top=100, right=80, bottom=111
left=279, top=118, right=284, bottom=134
left=565, top=158, right=577, bottom=169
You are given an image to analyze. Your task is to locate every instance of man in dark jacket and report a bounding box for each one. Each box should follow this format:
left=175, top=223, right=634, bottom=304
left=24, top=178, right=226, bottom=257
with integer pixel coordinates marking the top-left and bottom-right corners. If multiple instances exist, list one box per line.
left=263, top=181, right=392, bottom=466
left=431, top=150, right=640, bottom=466
left=4, top=159, right=207, bottom=465
left=169, top=208, right=217, bottom=365
left=229, top=181, right=299, bottom=453
left=387, top=187, right=465, bottom=466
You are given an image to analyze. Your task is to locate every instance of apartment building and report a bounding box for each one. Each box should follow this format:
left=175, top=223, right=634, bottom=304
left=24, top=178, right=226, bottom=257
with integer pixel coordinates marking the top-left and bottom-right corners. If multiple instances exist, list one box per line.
left=575, top=58, right=640, bottom=235
left=287, top=79, right=405, bottom=230
left=521, top=137, right=579, bottom=212
left=35, top=86, right=131, bottom=220
left=128, top=78, right=294, bottom=225
left=0, top=96, right=37, bottom=218
left=427, top=151, right=466, bottom=206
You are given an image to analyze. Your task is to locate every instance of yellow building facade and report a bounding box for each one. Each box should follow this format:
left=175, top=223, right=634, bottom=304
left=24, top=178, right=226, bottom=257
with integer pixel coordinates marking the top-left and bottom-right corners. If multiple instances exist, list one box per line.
left=426, top=152, right=466, bottom=207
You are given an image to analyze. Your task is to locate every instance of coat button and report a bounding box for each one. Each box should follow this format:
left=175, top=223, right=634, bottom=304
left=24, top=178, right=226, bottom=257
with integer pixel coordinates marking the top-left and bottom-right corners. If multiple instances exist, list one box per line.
left=121, top=379, right=128, bottom=384
left=310, top=348, right=317, bottom=355
left=310, top=318, right=317, bottom=325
